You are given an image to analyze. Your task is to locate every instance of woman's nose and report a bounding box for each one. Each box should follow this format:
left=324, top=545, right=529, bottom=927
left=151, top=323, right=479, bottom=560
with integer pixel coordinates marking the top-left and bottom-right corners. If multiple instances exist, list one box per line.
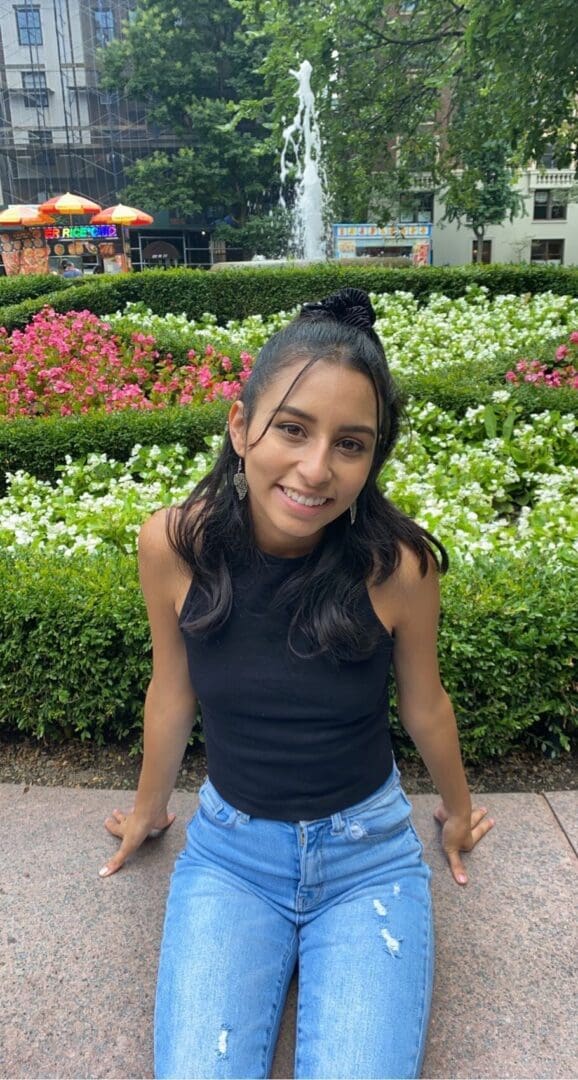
left=297, top=443, right=333, bottom=486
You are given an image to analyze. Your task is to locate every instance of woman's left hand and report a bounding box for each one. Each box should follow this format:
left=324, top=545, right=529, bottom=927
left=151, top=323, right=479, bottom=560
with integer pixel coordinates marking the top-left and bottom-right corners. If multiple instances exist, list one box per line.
left=433, top=803, right=495, bottom=886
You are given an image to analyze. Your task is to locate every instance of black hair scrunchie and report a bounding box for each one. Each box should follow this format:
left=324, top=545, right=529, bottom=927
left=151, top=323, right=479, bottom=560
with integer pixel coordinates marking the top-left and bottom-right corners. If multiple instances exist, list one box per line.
left=300, top=288, right=376, bottom=334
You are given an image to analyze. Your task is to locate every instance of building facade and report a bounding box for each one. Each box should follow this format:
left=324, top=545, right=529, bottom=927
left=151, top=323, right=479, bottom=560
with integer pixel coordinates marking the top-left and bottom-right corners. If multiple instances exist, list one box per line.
left=336, top=169, right=578, bottom=266
left=0, top=0, right=210, bottom=270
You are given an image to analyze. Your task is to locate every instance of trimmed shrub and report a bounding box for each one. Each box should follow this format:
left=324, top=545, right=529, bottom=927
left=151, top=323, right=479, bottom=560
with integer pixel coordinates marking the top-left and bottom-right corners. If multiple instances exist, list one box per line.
left=2, top=264, right=578, bottom=332
left=0, top=549, right=575, bottom=758
left=0, top=273, right=76, bottom=306
left=0, top=401, right=229, bottom=492
left=0, top=551, right=150, bottom=745
left=391, top=555, right=578, bottom=761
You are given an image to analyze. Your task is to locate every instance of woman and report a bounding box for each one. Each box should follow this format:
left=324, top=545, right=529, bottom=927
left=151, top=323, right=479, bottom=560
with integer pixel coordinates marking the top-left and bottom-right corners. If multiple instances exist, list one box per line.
left=100, top=288, right=494, bottom=1079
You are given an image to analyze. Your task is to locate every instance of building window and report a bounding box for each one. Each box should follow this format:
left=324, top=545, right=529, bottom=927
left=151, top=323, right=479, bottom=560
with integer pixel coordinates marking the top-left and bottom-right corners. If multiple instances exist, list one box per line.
left=94, top=9, right=115, bottom=46
left=22, top=70, right=48, bottom=108
left=15, top=6, right=42, bottom=46
left=472, top=240, right=492, bottom=264
left=531, top=239, right=564, bottom=265
left=28, top=128, right=53, bottom=144
left=533, top=189, right=566, bottom=220
left=539, top=145, right=558, bottom=170
left=399, top=191, right=434, bottom=224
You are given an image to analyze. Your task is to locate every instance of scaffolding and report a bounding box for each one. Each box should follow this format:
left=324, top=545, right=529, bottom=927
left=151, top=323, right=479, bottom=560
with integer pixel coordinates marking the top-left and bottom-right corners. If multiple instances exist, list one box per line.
left=0, top=0, right=180, bottom=207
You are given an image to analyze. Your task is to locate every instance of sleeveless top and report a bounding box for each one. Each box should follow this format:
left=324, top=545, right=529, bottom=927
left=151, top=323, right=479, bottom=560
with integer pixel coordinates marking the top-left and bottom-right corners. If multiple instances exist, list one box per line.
left=179, top=549, right=395, bottom=820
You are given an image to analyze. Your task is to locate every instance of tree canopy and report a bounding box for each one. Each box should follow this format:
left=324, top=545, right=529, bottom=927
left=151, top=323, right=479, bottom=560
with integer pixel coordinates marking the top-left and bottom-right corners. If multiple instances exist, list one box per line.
left=233, top=0, right=578, bottom=220
left=98, top=0, right=280, bottom=222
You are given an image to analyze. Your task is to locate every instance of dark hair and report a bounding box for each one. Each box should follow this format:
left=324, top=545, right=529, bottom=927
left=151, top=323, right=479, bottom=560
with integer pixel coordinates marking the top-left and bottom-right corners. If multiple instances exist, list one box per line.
left=167, top=288, right=448, bottom=664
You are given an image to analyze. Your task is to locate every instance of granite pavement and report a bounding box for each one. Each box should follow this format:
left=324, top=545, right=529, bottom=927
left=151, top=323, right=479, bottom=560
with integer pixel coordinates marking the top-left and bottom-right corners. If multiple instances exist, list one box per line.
left=0, top=783, right=576, bottom=1080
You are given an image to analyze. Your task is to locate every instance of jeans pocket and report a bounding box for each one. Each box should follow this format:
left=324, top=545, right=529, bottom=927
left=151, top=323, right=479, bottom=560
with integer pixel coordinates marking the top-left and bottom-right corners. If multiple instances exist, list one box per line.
left=197, top=779, right=241, bottom=829
left=345, top=782, right=413, bottom=842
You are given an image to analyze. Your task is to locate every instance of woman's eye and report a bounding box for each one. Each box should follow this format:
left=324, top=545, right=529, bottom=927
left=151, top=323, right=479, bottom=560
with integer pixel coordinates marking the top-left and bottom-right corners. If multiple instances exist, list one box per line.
left=339, top=439, right=364, bottom=453
left=278, top=423, right=303, bottom=438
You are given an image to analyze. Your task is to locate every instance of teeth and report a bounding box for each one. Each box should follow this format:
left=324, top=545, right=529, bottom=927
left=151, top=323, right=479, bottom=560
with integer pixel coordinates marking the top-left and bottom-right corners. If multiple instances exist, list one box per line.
left=282, top=486, right=328, bottom=507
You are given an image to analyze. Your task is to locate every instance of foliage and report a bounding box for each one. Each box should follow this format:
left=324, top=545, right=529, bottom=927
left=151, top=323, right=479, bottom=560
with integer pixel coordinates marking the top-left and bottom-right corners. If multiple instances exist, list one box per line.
left=441, top=138, right=527, bottom=255
left=0, top=274, right=74, bottom=306
left=0, top=545, right=574, bottom=756
left=0, top=306, right=252, bottom=419
left=234, top=0, right=578, bottom=218
left=0, top=402, right=228, bottom=493
left=505, top=331, right=578, bottom=390
left=97, top=0, right=278, bottom=223
left=213, top=208, right=293, bottom=259
left=2, top=265, right=578, bottom=333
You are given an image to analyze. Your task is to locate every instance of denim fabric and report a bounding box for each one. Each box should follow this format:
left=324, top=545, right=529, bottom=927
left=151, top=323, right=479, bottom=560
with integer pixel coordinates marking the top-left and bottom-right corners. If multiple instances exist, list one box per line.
left=154, top=762, right=434, bottom=1079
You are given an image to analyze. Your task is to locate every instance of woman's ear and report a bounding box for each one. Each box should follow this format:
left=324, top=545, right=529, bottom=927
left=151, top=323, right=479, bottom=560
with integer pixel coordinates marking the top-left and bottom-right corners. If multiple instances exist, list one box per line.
left=228, top=400, right=246, bottom=457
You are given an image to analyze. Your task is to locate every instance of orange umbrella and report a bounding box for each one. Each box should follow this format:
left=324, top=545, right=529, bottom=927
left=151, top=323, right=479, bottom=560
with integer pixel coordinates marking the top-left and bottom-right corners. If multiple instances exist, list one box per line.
left=38, top=192, right=102, bottom=214
left=90, top=203, right=154, bottom=226
left=0, top=206, right=56, bottom=226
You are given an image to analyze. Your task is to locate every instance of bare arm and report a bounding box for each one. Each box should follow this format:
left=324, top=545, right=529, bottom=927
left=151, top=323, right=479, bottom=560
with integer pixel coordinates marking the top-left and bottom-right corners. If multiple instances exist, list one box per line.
left=99, top=507, right=198, bottom=876
left=375, top=546, right=494, bottom=884
left=133, top=508, right=198, bottom=819
left=390, top=548, right=471, bottom=820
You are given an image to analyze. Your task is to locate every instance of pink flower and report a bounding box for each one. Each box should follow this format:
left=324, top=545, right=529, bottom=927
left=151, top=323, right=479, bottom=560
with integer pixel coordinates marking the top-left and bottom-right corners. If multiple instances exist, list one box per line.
left=568, top=331, right=578, bottom=344
left=556, top=345, right=569, bottom=361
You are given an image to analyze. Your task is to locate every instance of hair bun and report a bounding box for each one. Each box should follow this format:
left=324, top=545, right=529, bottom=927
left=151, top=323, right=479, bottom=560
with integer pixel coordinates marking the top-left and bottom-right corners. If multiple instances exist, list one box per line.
left=300, top=288, right=376, bottom=334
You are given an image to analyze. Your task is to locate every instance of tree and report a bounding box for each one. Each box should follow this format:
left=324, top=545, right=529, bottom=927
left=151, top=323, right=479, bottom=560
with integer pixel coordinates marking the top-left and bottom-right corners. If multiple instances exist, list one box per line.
left=97, top=0, right=279, bottom=222
left=233, top=0, right=578, bottom=220
left=441, top=142, right=527, bottom=262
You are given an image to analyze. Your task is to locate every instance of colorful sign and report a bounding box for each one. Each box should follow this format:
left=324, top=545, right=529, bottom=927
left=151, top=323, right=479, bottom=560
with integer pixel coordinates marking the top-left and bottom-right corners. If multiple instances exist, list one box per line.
left=332, top=222, right=432, bottom=262
left=43, top=225, right=119, bottom=240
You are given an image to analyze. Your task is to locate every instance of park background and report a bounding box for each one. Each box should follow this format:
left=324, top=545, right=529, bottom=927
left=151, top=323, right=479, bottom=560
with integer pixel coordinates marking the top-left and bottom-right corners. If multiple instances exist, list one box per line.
left=0, top=0, right=576, bottom=786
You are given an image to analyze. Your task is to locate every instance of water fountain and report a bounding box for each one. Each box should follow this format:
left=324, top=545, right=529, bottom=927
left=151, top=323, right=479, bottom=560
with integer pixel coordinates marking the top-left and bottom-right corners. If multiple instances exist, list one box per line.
left=213, top=60, right=329, bottom=270
left=279, top=60, right=328, bottom=261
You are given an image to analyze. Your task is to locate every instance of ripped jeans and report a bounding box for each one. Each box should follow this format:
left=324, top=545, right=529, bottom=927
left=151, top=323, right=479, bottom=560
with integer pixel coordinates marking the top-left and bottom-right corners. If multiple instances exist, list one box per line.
left=154, top=761, right=434, bottom=1080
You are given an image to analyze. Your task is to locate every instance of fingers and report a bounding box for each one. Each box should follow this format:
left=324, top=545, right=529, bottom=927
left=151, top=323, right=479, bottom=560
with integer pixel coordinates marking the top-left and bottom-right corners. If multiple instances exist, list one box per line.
left=447, top=850, right=468, bottom=886
left=99, top=844, right=129, bottom=878
left=103, top=808, right=128, bottom=838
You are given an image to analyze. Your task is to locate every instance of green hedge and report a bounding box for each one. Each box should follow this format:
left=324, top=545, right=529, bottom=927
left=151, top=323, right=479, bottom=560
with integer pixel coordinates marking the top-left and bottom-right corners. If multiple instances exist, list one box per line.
left=0, top=401, right=229, bottom=493
left=2, top=376, right=575, bottom=488
left=0, top=272, right=76, bottom=306
left=0, top=549, right=575, bottom=758
left=2, top=263, right=578, bottom=332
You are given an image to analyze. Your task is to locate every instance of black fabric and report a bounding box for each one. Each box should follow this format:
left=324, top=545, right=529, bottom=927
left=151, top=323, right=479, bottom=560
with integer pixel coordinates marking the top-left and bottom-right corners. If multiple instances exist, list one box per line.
left=179, top=550, right=395, bottom=820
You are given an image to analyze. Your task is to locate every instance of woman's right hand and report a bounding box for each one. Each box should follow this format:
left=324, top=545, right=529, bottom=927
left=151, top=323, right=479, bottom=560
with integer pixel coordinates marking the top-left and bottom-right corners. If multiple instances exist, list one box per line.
left=99, top=806, right=176, bottom=878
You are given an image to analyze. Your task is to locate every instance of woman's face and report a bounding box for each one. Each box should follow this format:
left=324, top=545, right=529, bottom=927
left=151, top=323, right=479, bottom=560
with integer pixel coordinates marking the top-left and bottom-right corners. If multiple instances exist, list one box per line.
left=228, top=358, right=379, bottom=557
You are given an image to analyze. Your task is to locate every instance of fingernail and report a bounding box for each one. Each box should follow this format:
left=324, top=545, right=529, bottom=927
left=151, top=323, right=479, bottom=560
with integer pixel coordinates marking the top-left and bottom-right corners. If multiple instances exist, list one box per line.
left=99, top=866, right=111, bottom=877
left=457, top=874, right=467, bottom=884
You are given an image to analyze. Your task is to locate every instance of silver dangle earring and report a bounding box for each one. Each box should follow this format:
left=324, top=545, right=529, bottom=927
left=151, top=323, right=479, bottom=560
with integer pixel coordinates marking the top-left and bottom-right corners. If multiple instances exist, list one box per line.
left=233, top=457, right=248, bottom=500
left=349, top=499, right=357, bottom=525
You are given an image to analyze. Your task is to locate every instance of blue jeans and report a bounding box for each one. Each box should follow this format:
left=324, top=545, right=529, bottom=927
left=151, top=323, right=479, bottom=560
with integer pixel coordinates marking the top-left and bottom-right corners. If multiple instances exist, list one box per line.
left=155, top=762, right=434, bottom=1079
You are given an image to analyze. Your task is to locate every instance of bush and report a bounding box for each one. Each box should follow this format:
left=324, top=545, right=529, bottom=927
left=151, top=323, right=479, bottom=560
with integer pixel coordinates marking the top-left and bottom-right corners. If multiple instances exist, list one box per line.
left=0, top=548, right=575, bottom=757
left=0, top=401, right=229, bottom=492
left=391, top=556, right=578, bottom=761
left=2, top=264, right=578, bottom=332
left=0, top=273, right=76, bottom=306
left=0, top=551, right=150, bottom=745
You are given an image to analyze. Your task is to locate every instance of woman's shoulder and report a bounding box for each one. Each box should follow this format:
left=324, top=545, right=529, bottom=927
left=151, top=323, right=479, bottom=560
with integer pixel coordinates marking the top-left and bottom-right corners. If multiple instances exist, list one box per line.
left=369, top=544, right=440, bottom=630
left=138, top=501, right=205, bottom=570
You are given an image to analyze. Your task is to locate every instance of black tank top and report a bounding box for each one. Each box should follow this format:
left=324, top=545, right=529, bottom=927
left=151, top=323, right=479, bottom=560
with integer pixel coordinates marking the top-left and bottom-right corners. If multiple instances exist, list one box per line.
left=179, top=549, right=395, bottom=820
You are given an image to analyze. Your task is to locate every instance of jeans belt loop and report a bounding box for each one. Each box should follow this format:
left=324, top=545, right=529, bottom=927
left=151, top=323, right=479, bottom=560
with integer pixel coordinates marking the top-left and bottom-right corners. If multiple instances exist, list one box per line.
left=330, top=811, right=345, bottom=835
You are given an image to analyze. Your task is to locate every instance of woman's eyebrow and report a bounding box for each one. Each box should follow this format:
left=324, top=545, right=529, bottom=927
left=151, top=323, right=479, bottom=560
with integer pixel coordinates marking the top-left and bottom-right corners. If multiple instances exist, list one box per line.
left=272, top=405, right=376, bottom=439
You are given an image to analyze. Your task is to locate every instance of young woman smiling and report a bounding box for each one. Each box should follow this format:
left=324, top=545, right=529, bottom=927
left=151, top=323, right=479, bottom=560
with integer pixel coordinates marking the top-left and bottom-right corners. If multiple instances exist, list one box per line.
left=101, top=288, right=494, bottom=1079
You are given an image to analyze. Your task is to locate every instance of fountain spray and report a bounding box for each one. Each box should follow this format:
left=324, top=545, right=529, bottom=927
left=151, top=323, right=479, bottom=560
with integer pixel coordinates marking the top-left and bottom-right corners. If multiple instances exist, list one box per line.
left=280, top=61, right=328, bottom=261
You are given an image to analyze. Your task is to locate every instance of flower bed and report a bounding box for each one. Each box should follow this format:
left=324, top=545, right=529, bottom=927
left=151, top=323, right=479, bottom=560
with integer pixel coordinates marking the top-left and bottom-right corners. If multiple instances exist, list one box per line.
left=1, top=289, right=578, bottom=420
left=1, top=291, right=576, bottom=757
